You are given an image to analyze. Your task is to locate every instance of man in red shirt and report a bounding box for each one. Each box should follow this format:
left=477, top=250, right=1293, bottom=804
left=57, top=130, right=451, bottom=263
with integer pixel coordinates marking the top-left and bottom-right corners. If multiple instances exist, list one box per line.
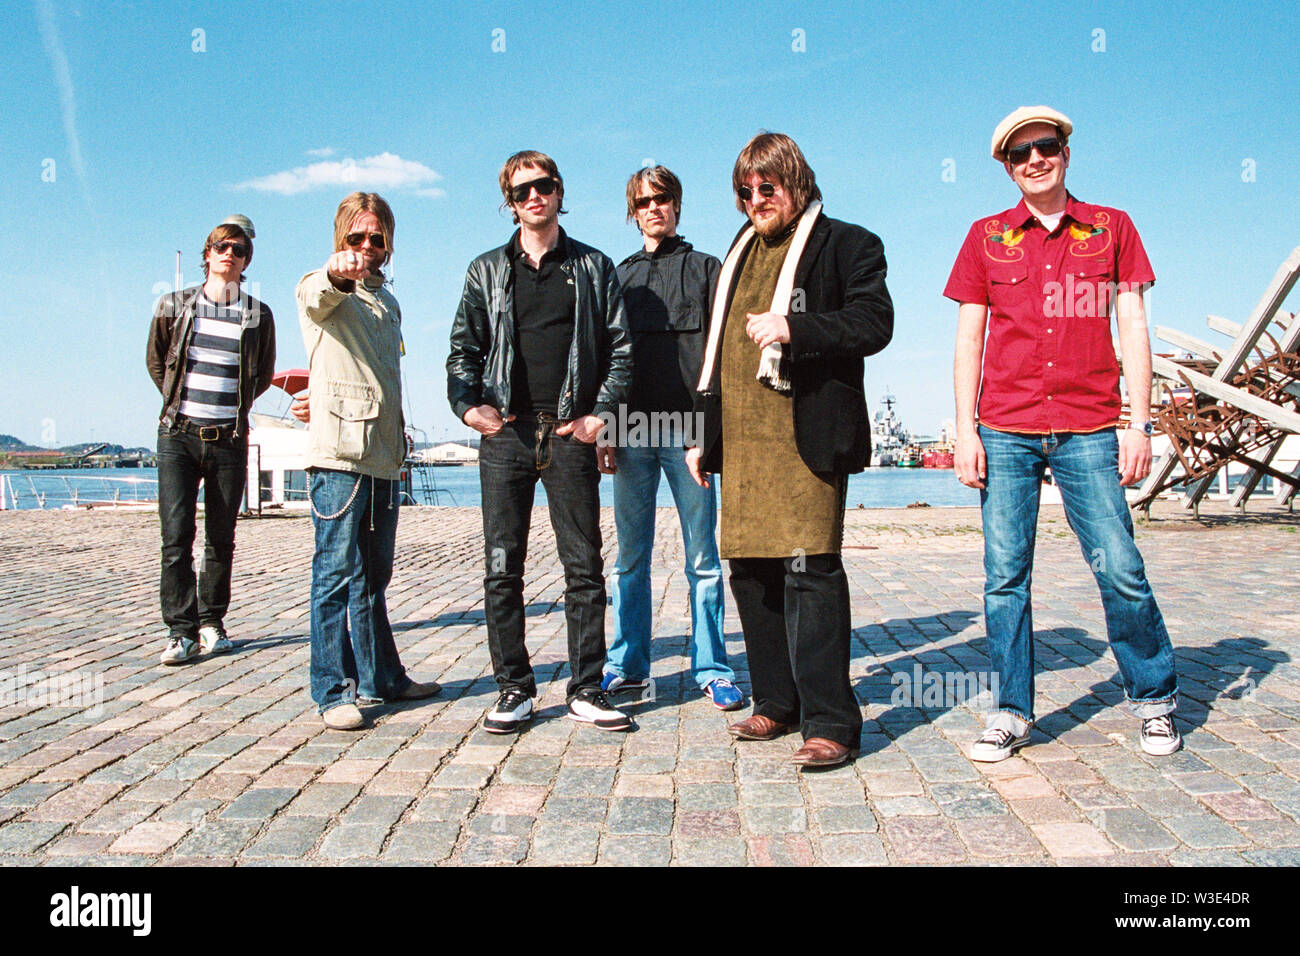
left=944, top=106, right=1180, bottom=762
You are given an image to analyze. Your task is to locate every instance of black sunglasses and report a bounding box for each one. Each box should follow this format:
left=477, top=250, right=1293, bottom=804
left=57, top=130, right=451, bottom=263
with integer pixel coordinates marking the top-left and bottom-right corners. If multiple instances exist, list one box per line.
left=345, top=231, right=386, bottom=250
left=634, top=192, right=672, bottom=210
left=212, top=240, right=248, bottom=258
left=1006, top=136, right=1063, bottom=166
left=737, top=182, right=777, bottom=203
left=509, top=176, right=558, bottom=204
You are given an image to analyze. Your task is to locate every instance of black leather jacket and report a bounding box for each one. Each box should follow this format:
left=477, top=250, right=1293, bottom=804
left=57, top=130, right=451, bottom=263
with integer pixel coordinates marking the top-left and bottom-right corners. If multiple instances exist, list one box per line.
left=447, top=230, right=633, bottom=422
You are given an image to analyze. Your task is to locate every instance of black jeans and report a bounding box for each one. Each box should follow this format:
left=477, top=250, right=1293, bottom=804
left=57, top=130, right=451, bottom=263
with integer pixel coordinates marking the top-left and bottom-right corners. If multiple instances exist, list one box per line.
left=728, top=553, right=862, bottom=748
left=157, top=425, right=247, bottom=639
left=479, top=416, right=606, bottom=701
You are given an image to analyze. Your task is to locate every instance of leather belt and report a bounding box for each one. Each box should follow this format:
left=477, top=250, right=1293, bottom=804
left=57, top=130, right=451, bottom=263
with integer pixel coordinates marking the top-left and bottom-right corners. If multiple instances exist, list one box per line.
left=175, top=417, right=238, bottom=441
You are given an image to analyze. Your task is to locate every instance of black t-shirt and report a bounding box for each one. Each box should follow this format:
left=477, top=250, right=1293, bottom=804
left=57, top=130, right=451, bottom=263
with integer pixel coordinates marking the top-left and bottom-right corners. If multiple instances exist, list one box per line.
left=509, top=231, right=576, bottom=416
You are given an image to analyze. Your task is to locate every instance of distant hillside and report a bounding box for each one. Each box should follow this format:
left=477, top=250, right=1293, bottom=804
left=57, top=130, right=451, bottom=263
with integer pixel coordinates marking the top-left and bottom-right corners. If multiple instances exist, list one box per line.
left=0, top=434, right=151, bottom=455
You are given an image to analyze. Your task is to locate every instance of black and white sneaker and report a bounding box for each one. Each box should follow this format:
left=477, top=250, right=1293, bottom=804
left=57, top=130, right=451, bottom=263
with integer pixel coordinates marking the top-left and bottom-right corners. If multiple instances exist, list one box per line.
left=567, top=689, right=632, bottom=731
left=1140, top=715, right=1182, bottom=756
left=483, top=689, right=533, bottom=734
left=970, top=726, right=1031, bottom=762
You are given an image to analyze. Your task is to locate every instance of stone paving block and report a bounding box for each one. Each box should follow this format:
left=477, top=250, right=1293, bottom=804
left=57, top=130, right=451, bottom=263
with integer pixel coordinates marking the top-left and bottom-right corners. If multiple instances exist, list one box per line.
left=864, top=772, right=925, bottom=797
left=599, top=834, right=672, bottom=866
left=743, top=805, right=807, bottom=835
left=220, top=787, right=296, bottom=821
left=990, top=774, right=1056, bottom=800
left=673, top=836, right=748, bottom=866
left=44, top=832, right=117, bottom=857
left=1166, top=772, right=1243, bottom=796
left=1168, top=849, right=1251, bottom=867
left=319, top=759, right=388, bottom=785
left=820, top=833, right=889, bottom=866
left=1030, top=821, right=1113, bottom=858
left=1198, top=791, right=1281, bottom=821
left=172, top=819, right=261, bottom=858
left=1162, top=814, right=1249, bottom=849
left=738, top=782, right=802, bottom=807
left=1063, top=784, right=1131, bottom=811
left=457, top=834, right=529, bottom=866
left=428, top=763, right=494, bottom=790
left=78, top=799, right=157, bottom=834
left=747, top=834, right=816, bottom=866
left=675, top=809, right=740, bottom=837
left=816, top=805, right=879, bottom=834
left=284, top=783, right=361, bottom=817
left=1090, top=808, right=1179, bottom=852
left=873, top=796, right=940, bottom=817
left=1128, top=788, right=1204, bottom=818
left=551, top=766, right=616, bottom=797
left=956, top=815, right=1044, bottom=858
left=0, top=821, right=67, bottom=853
left=529, top=823, right=600, bottom=865
left=614, top=773, right=675, bottom=798
left=318, top=824, right=389, bottom=860
left=498, top=754, right=560, bottom=787
left=244, top=816, right=329, bottom=858
left=340, top=793, right=413, bottom=829
left=382, top=821, right=460, bottom=864
left=607, top=797, right=675, bottom=835
left=538, top=796, right=608, bottom=825
left=883, top=817, right=965, bottom=864
left=109, top=820, right=191, bottom=854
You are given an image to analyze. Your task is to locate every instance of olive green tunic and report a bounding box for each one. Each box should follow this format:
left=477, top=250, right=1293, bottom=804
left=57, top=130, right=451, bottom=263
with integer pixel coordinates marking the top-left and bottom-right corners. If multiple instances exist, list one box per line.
left=719, top=232, right=844, bottom=559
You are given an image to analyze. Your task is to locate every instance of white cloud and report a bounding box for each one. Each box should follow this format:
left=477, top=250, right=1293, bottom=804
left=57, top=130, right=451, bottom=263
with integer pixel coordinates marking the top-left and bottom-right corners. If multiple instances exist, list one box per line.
left=305, top=147, right=335, bottom=158
left=233, top=152, right=445, bottom=197
left=35, top=0, right=89, bottom=200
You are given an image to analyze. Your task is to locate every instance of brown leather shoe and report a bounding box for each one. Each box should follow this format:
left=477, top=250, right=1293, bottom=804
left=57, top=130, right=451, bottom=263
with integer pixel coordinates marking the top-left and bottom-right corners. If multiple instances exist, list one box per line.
left=727, top=714, right=792, bottom=741
left=397, top=680, right=441, bottom=701
left=790, top=737, right=858, bottom=768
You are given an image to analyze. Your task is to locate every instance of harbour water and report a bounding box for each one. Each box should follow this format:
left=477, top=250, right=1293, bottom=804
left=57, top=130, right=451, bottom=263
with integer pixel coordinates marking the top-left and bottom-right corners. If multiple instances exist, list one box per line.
left=2, top=465, right=977, bottom=511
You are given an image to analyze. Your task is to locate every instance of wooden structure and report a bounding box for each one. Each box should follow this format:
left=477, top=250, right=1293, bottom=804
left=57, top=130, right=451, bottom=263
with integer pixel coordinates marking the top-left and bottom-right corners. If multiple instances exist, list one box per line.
left=1134, top=247, right=1300, bottom=515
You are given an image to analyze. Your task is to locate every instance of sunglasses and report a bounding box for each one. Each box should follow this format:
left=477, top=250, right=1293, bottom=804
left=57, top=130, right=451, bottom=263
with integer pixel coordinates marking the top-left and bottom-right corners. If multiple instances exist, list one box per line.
left=345, top=231, right=386, bottom=250
left=509, top=176, right=558, bottom=204
left=212, top=240, right=248, bottom=258
left=737, top=182, right=777, bottom=203
left=1006, top=136, right=1064, bottom=166
left=634, top=192, right=672, bottom=210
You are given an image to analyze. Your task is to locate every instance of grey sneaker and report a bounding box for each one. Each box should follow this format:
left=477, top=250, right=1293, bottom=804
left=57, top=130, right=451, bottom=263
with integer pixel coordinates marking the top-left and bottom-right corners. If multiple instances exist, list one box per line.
left=199, top=624, right=232, bottom=655
left=1140, top=715, right=1181, bottom=756
left=160, top=636, right=200, bottom=665
left=970, top=726, right=1031, bottom=762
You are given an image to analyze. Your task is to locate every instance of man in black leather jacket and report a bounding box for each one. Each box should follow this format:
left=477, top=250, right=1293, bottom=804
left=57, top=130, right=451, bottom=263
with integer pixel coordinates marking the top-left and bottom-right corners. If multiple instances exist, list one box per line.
left=447, top=150, right=633, bottom=734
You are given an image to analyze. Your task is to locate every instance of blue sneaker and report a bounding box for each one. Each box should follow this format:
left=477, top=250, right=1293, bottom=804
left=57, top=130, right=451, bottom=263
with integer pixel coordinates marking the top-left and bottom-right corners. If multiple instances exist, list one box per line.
left=704, top=678, right=744, bottom=711
left=602, top=672, right=650, bottom=694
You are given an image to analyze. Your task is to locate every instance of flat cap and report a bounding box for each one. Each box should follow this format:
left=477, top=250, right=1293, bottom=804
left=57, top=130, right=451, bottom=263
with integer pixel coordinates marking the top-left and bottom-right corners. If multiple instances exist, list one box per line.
left=992, top=106, right=1073, bottom=161
left=220, top=214, right=256, bottom=238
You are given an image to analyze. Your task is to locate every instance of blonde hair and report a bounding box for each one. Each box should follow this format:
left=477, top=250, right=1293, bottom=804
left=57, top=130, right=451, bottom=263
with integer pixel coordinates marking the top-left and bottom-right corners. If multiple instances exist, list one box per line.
left=332, top=192, right=395, bottom=265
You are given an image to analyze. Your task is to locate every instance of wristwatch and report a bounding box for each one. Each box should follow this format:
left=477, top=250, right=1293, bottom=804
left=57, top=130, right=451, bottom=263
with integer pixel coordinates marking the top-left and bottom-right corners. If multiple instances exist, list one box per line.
left=1127, top=421, right=1154, bottom=437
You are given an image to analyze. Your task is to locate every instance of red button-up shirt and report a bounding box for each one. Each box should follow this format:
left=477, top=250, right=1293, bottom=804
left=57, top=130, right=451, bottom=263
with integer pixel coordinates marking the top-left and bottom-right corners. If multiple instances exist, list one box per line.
left=943, top=194, right=1155, bottom=434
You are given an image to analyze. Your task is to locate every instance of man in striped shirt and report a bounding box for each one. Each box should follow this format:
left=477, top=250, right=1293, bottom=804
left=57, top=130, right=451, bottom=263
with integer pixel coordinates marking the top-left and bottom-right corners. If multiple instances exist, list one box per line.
left=147, top=216, right=276, bottom=665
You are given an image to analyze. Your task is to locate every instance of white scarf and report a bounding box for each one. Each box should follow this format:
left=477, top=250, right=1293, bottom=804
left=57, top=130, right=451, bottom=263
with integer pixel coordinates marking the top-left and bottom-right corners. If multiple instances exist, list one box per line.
left=696, top=201, right=822, bottom=395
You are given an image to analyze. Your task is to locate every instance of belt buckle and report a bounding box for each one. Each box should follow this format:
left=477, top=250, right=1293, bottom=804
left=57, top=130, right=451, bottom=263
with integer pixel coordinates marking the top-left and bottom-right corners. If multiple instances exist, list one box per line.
left=198, top=425, right=221, bottom=442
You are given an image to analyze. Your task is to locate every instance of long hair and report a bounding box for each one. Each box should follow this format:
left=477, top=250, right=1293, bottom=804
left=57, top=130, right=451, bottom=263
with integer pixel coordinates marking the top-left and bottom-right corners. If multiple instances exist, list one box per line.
left=498, top=150, right=567, bottom=224
left=731, top=132, right=821, bottom=214
left=332, top=192, right=395, bottom=265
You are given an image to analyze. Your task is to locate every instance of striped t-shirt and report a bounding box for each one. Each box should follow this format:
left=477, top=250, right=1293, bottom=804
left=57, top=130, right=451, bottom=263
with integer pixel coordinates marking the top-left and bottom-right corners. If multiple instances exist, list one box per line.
left=177, top=293, right=243, bottom=422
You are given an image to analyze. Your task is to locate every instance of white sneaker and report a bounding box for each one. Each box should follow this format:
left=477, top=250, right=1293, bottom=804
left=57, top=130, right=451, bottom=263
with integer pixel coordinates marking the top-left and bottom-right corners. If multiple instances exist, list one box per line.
left=970, top=726, right=1031, bottom=762
left=160, top=636, right=200, bottom=665
left=483, top=689, right=533, bottom=734
left=1140, top=715, right=1182, bottom=756
left=199, top=624, right=232, bottom=655
left=567, top=690, right=632, bottom=731
left=323, top=703, right=365, bottom=730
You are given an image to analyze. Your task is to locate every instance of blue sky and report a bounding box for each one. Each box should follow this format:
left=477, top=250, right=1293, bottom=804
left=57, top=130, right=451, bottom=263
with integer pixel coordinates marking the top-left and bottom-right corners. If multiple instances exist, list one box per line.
left=8, top=0, right=1298, bottom=448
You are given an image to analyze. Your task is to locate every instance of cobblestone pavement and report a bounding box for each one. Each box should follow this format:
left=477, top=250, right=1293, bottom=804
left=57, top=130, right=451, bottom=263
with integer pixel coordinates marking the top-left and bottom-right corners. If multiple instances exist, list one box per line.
left=1, top=500, right=1298, bottom=866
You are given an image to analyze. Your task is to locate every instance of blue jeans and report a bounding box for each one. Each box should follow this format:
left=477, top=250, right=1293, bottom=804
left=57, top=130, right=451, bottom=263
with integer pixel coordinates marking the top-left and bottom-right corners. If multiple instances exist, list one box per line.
left=309, top=469, right=409, bottom=713
left=979, top=426, right=1178, bottom=734
left=608, top=440, right=731, bottom=690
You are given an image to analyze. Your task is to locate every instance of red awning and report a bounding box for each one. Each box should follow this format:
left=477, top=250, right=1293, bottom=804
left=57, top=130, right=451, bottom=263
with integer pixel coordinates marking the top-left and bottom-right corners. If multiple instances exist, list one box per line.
left=271, top=369, right=309, bottom=396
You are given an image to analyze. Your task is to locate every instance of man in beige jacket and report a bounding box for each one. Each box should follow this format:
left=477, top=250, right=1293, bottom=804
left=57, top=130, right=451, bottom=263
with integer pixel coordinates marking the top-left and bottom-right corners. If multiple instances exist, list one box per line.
left=296, top=192, right=439, bottom=730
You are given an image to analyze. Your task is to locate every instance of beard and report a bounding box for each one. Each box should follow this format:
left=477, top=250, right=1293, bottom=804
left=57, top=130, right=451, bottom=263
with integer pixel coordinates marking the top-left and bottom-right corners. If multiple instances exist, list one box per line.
left=751, top=207, right=797, bottom=239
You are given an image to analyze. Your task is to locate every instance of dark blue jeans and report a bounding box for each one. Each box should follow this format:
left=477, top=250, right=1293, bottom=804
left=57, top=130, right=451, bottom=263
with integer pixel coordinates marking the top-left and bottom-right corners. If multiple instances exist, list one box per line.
left=479, top=417, right=606, bottom=701
left=156, top=425, right=247, bottom=639
left=309, top=469, right=409, bottom=714
left=979, top=426, right=1178, bottom=733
